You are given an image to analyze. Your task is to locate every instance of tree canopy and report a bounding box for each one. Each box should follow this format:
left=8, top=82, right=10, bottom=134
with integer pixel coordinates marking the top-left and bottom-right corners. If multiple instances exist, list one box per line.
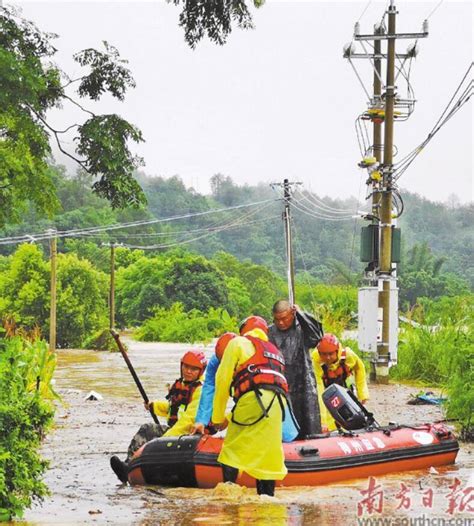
left=170, top=0, right=264, bottom=48
left=0, top=7, right=145, bottom=227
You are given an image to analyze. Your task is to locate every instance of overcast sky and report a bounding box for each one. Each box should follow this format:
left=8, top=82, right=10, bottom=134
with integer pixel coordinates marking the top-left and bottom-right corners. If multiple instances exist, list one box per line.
left=15, top=1, right=473, bottom=204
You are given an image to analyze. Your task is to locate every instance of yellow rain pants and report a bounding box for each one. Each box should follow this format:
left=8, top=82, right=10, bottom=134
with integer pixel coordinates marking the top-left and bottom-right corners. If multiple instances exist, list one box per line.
left=212, top=329, right=287, bottom=481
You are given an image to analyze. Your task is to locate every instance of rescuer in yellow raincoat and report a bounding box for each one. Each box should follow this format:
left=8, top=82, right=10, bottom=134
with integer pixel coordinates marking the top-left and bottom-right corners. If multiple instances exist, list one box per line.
left=212, top=316, right=288, bottom=496
left=147, top=349, right=205, bottom=437
left=110, top=350, right=207, bottom=483
left=312, top=333, right=369, bottom=432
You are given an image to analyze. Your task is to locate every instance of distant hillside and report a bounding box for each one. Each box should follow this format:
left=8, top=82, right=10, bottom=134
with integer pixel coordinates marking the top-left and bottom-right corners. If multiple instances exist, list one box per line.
left=1, top=167, right=472, bottom=289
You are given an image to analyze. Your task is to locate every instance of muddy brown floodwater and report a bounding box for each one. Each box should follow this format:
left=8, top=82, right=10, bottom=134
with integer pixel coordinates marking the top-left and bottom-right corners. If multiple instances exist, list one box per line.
left=21, top=337, right=473, bottom=526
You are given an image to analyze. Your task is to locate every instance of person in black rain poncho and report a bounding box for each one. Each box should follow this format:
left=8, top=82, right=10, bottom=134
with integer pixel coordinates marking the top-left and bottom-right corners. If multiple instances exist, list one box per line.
left=268, top=300, right=324, bottom=439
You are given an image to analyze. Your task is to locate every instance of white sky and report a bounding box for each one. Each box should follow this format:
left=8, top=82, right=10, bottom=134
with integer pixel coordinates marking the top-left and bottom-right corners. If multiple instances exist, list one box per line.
left=14, top=1, right=474, bottom=203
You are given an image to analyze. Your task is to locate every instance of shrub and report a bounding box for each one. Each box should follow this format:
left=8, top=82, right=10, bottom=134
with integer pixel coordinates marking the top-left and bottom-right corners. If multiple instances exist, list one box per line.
left=0, top=337, right=56, bottom=520
left=391, top=295, right=474, bottom=433
left=298, top=284, right=357, bottom=334
left=136, top=303, right=237, bottom=343
left=83, top=328, right=118, bottom=352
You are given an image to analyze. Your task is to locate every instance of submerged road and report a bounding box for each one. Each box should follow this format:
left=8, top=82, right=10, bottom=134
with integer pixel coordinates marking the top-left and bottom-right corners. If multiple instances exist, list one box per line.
left=24, top=338, right=473, bottom=525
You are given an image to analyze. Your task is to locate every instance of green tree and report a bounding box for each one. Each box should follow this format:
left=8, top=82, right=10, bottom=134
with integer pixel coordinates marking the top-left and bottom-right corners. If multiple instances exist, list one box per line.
left=0, top=245, right=108, bottom=346
left=115, top=256, right=168, bottom=325
left=170, top=0, right=265, bottom=48
left=0, top=7, right=145, bottom=227
left=163, top=253, right=228, bottom=312
left=399, top=242, right=470, bottom=307
left=116, top=252, right=230, bottom=326
left=212, top=251, right=285, bottom=317
left=0, top=244, right=49, bottom=329
left=55, top=253, right=108, bottom=348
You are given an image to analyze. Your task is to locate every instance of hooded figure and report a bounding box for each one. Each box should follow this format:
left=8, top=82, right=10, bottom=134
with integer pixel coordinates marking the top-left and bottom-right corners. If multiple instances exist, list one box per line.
left=268, top=300, right=323, bottom=438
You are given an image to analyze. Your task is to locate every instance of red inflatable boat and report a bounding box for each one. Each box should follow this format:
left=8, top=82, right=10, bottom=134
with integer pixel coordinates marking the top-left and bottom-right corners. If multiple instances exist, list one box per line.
left=127, top=422, right=458, bottom=487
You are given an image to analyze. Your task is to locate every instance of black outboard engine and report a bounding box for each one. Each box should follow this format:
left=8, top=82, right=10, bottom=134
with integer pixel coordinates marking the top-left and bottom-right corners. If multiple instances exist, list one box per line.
left=322, top=384, right=376, bottom=431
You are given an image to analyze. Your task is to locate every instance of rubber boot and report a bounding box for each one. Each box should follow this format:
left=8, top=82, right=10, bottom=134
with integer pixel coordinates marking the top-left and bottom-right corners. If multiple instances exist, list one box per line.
left=256, top=479, right=275, bottom=496
left=222, top=464, right=238, bottom=483
left=110, top=455, right=129, bottom=483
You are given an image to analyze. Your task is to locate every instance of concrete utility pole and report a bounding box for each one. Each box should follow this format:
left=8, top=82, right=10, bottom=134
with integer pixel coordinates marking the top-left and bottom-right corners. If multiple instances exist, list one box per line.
left=370, top=24, right=384, bottom=382
left=283, top=178, right=296, bottom=305
left=109, top=243, right=116, bottom=329
left=376, top=3, right=397, bottom=383
left=349, top=1, right=428, bottom=383
left=48, top=230, right=57, bottom=352
left=270, top=179, right=302, bottom=305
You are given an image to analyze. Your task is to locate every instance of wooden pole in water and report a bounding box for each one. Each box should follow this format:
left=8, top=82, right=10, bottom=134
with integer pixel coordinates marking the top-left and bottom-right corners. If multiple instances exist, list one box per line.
left=49, top=230, right=57, bottom=352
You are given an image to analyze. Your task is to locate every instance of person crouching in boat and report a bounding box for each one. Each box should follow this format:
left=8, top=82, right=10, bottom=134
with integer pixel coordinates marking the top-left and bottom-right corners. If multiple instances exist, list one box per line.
left=211, top=315, right=289, bottom=497
left=312, top=333, right=369, bottom=432
left=110, top=349, right=207, bottom=483
left=190, top=332, right=237, bottom=436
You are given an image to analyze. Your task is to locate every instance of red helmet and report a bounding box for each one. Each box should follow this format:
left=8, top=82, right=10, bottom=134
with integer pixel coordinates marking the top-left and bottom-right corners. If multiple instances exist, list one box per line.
left=239, top=315, right=268, bottom=335
left=215, top=332, right=237, bottom=361
left=181, top=350, right=207, bottom=374
left=317, top=333, right=340, bottom=354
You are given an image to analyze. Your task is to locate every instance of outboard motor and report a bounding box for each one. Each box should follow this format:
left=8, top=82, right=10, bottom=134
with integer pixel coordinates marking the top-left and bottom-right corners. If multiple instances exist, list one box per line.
left=322, top=384, right=376, bottom=431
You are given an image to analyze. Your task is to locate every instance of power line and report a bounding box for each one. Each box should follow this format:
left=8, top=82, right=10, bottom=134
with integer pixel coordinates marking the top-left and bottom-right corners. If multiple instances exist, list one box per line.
left=110, top=204, right=278, bottom=250
left=0, top=198, right=277, bottom=246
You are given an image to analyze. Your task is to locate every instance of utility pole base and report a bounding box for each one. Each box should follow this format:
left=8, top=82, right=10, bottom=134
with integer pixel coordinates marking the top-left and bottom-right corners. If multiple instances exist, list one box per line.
left=374, top=363, right=390, bottom=384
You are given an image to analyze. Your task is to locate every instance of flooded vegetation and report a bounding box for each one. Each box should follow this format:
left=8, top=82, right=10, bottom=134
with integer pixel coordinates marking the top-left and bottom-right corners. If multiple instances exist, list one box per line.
left=23, top=339, right=473, bottom=525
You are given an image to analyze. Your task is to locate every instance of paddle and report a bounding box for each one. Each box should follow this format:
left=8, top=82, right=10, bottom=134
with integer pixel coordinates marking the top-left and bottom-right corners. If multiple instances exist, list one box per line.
left=110, top=330, right=164, bottom=433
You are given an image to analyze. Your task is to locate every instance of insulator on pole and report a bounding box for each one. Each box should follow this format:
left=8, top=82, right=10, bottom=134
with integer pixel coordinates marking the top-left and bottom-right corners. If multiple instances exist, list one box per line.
left=354, top=22, right=360, bottom=37
left=406, top=42, right=418, bottom=58
left=343, top=42, right=356, bottom=58
left=422, top=19, right=429, bottom=34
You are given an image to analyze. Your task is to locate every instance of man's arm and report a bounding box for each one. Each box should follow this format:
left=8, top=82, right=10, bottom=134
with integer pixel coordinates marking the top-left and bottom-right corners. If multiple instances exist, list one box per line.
left=296, top=310, right=324, bottom=349
left=195, top=354, right=219, bottom=426
left=346, top=349, right=370, bottom=403
left=212, top=339, right=240, bottom=424
left=164, top=386, right=202, bottom=437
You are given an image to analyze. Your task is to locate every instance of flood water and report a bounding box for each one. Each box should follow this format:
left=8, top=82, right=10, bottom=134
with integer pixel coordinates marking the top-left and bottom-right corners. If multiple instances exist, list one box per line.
left=23, top=338, right=473, bottom=525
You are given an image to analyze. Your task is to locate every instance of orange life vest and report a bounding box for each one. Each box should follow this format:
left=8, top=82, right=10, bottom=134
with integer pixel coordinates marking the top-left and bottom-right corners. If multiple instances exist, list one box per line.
left=321, top=348, right=353, bottom=389
left=231, top=335, right=289, bottom=401
left=166, top=378, right=201, bottom=427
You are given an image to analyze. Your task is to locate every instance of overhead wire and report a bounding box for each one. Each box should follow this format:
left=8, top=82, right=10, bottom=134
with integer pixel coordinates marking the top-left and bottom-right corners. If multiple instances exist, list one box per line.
left=102, top=201, right=278, bottom=250
left=357, top=0, right=372, bottom=22
left=294, top=191, right=355, bottom=215
left=392, top=63, right=472, bottom=181
left=272, top=185, right=357, bottom=219
left=75, top=216, right=272, bottom=240
left=292, top=220, right=318, bottom=306
left=426, top=0, right=444, bottom=20
left=294, top=187, right=370, bottom=215
left=0, top=198, right=277, bottom=246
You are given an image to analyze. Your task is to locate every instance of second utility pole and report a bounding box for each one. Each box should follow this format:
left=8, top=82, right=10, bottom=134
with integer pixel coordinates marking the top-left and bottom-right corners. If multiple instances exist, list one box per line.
left=283, top=178, right=296, bottom=305
left=48, top=230, right=57, bottom=352
left=109, top=243, right=116, bottom=330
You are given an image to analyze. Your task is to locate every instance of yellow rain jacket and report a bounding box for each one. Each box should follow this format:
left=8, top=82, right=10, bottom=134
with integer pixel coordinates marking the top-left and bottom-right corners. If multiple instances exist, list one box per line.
left=212, top=328, right=287, bottom=481
left=151, top=383, right=202, bottom=437
left=311, top=346, right=369, bottom=431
